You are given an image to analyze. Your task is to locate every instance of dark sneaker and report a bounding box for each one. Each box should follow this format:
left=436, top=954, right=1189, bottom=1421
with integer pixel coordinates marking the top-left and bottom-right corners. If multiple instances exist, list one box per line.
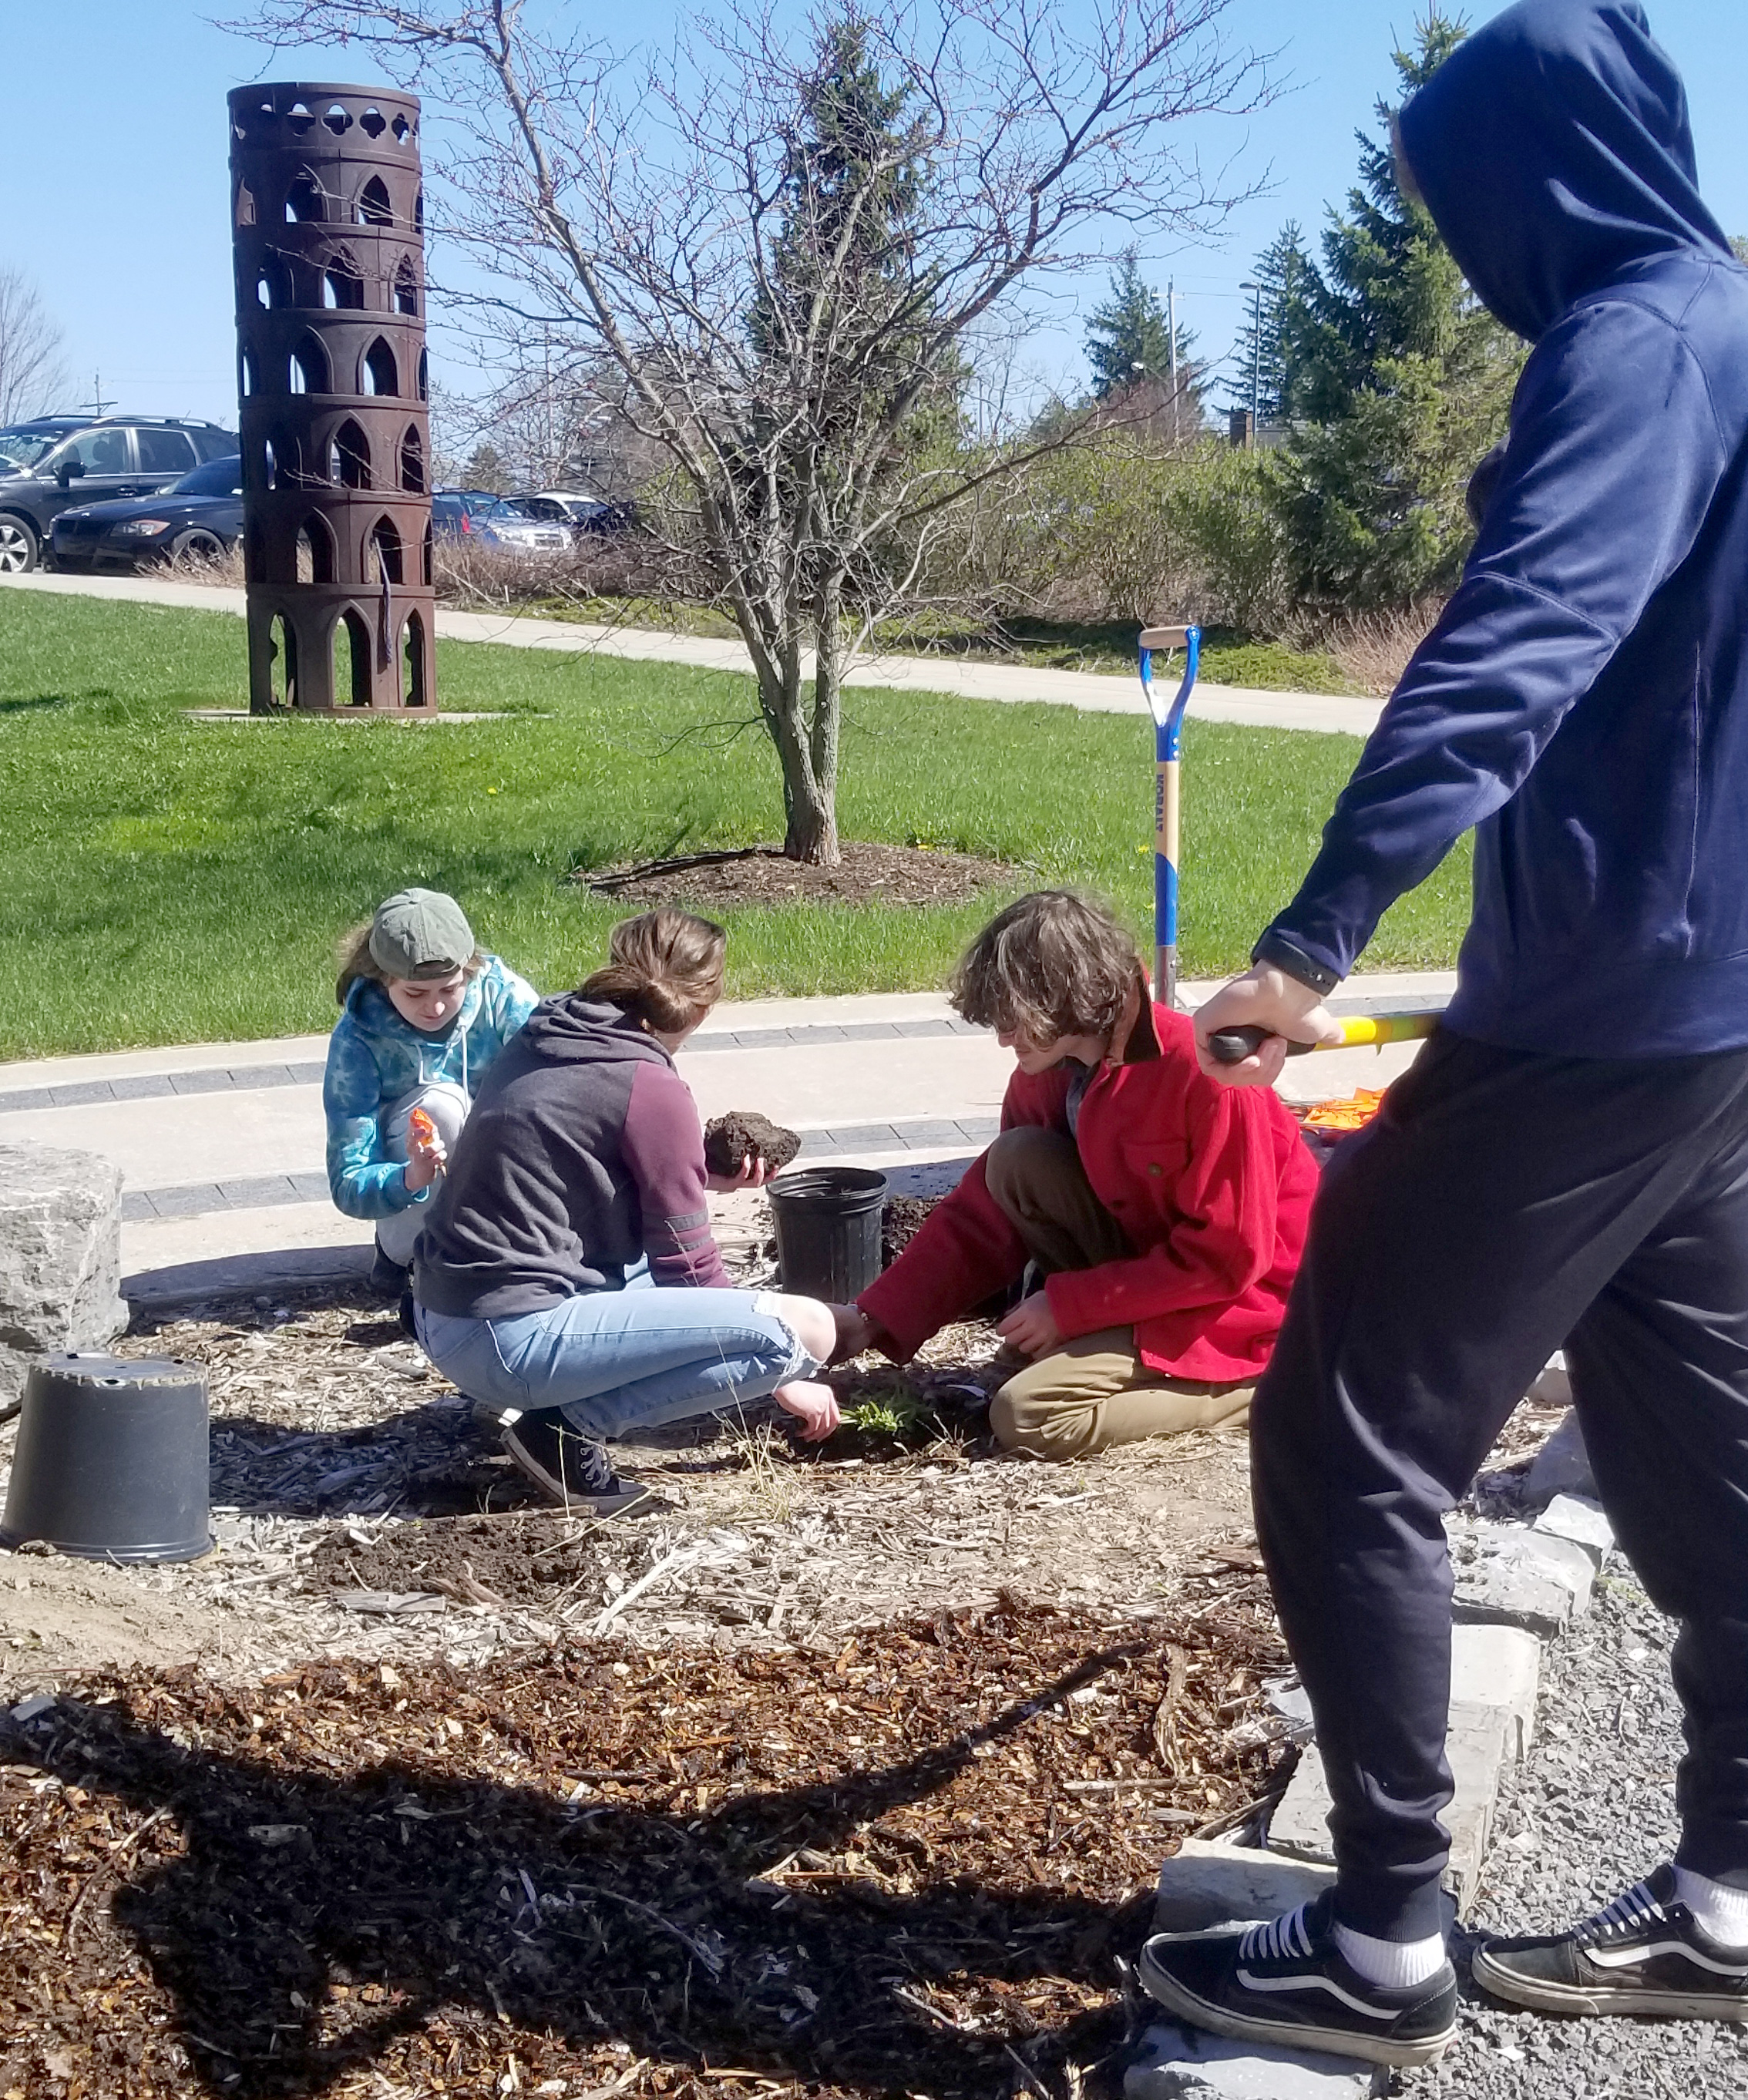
left=1139, top=1895, right=1457, bottom=2069
left=369, top=1238, right=410, bottom=1295
left=1474, top=1863, right=1748, bottom=2018
left=501, top=1410, right=654, bottom=1517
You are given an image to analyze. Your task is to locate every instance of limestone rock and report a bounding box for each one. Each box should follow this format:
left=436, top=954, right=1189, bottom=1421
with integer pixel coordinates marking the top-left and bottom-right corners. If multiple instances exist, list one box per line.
left=1454, top=1521, right=1594, bottom=1636
left=1155, top=1836, right=1335, bottom=1931
left=1534, top=1491, right=1615, bottom=1567
left=0, top=1142, right=127, bottom=1405
left=1451, top=1623, right=1541, bottom=1760
left=1125, top=2023, right=1386, bottom=2098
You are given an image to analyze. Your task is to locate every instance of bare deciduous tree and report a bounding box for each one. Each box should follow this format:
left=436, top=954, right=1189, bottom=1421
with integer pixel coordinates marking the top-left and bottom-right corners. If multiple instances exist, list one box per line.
left=229, top=0, right=1272, bottom=862
left=0, top=270, right=69, bottom=425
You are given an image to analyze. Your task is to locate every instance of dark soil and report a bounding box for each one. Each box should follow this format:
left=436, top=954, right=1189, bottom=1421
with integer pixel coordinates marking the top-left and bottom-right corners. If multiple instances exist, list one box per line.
left=704, top=1110, right=802, bottom=1178
left=305, top=1510, right=607, bottom=1611
left=882, top=1194, right=942, bottom=1268
left=580, top=842, right=1014, bottom=908
left=0, top=1596, right=1286, bottom=2100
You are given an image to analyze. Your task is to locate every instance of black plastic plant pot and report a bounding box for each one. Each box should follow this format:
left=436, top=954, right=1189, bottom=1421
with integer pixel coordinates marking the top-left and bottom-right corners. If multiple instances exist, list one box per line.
left=1, top=1354, right=212, bottom=1563
left=767, top=1167, right=889, bottom=1303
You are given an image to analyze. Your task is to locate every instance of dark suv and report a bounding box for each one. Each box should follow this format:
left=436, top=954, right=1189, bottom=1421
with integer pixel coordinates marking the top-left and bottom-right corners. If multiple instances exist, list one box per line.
left=0, top=417, right=237, bottom=574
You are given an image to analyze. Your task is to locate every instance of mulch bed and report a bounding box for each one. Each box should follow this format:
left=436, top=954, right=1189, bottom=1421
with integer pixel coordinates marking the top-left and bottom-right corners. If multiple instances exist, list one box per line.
left=580, top=842, right=1014, bottom=909
left=0, top=1596, right=1288, bottom=2100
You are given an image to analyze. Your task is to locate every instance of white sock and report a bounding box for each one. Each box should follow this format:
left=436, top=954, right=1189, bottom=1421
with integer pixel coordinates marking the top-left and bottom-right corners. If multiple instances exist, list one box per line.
left=1672, top=1865, right=1748, bottom=1946
left=1332, top=1921, right=1448, bottom=1989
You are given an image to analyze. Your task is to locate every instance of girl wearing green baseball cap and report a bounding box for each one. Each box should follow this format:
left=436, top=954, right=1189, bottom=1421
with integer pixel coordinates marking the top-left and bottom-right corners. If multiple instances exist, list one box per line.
left=323, top=888, right=540, bottom=1295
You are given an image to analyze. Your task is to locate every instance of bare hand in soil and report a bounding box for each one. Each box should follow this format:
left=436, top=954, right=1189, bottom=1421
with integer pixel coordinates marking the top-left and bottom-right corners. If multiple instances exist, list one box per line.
left=773, top=1379, right=841, bottom=1442
left=996, top=1289, right=1062, bottom=1359
left=704, top=1150, right=771, bottom=1194
left=831, top=1303, right=880, bottom=1362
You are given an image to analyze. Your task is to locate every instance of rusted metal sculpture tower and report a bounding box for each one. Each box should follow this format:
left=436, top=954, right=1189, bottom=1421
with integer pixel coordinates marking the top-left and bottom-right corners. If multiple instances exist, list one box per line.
left=229, top=82, right=435, bottom=712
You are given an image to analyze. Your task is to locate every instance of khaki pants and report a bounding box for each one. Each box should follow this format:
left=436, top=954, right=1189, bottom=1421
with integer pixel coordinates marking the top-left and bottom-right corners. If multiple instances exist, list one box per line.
left=983, top=1125, right=1253, bottom=1460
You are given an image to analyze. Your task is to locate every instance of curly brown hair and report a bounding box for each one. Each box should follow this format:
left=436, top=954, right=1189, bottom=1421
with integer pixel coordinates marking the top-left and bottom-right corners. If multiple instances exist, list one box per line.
left=581, top=908, right=727, bottom=1035
left=950, top=890, right=1141, bottom=1045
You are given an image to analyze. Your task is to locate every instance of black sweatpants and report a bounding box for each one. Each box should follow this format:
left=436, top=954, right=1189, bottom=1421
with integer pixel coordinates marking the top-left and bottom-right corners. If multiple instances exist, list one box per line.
left=1252, top=1029, right=1748, bottom=1941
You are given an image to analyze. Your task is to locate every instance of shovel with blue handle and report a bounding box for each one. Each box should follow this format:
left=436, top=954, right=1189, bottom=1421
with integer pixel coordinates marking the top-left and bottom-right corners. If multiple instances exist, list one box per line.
left=1138, top=623, right=1201, bottom=1006
left=1139, top=620, right=1447, bottom=1058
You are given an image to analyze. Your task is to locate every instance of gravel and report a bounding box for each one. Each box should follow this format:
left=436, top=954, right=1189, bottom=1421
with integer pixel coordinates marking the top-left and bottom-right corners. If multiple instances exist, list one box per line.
left=1393, top=1568, right=1748, bottom=2098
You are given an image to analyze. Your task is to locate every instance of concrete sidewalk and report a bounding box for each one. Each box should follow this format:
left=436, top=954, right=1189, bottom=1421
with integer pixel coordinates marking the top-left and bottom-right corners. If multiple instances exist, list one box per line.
left=0, top=975, right=1455, bottom=1308
left=0, top=570, right=1386, bottom=738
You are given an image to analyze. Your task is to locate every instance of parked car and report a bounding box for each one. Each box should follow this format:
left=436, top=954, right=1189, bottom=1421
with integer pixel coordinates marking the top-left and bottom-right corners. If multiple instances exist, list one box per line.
left=513, top=489, right=635, bottom=537
left=0, top=416, right=237, bottom=574
left=52, top=455, right=245, bottom=574
left=431, top=489, right=570, bottom=556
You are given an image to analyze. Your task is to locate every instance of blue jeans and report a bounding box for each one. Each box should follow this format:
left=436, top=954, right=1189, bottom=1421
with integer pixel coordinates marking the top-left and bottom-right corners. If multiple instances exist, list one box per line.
left=415, top=1274, right=820, bottom=1440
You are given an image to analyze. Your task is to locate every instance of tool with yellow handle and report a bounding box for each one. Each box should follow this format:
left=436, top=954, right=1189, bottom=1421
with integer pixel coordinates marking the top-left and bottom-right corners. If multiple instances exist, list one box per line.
left=1207, top=1011, right=1444, bottom=1064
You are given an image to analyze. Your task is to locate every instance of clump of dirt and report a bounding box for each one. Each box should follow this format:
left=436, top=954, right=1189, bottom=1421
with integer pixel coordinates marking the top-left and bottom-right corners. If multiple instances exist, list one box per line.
left=704, top=1110, right=801, bottom=1178
left=306, top=1510, right=601, bottom=1610
left=0, top=1596, right=1289, bottom=2100
left=882, top=1193, right=941, bottom=1267
left=581, top=840, right=1014, bottom=908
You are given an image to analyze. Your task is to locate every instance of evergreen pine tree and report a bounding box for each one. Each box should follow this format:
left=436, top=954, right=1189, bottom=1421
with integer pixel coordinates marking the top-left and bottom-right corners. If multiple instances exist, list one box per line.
left=1084, top=248, right=1195, bottom=398
left=748, top=15, right=943, bottom=439
left=463, top=443, right=510, bottom=494
left=1227, top=220, right=1313, bottom=422
left=1269, top=13, right=1523, bottom=611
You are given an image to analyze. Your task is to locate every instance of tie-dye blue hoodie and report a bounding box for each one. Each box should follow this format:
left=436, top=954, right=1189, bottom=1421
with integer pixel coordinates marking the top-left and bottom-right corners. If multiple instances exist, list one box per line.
left=324, top=956, right=540, bottom=1220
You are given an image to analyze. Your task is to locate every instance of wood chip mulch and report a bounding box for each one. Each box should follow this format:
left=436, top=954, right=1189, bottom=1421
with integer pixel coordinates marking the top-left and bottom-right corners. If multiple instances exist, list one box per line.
left=578, top=842, right=1015, bottom=909
left=0, top=1595, right=1289, bottom=2100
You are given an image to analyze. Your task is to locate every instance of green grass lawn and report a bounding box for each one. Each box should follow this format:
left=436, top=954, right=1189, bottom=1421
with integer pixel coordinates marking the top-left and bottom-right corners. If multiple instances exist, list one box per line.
left=0, top=590, right=1467, bottom=1059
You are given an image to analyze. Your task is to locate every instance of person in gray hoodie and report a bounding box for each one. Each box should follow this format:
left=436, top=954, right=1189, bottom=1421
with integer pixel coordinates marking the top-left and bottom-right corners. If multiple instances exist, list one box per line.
left=413, top=909, right=839, bottom=1514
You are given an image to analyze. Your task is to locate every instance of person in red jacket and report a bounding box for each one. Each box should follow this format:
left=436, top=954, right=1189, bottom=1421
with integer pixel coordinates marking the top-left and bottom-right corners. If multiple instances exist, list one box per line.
left=833, top=892, right=1319, bottom=1458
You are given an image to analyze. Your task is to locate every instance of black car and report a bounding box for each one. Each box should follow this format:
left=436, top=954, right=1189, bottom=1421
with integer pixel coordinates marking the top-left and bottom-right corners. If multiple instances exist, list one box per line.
left=52, top=456, right=246, bottom=574
left=0, top=415, right=237, bottom=574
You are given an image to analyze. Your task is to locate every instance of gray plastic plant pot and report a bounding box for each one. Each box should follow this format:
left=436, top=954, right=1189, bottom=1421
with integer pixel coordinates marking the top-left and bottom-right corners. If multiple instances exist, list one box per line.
left=1, top=1353, right=212, bottom=1563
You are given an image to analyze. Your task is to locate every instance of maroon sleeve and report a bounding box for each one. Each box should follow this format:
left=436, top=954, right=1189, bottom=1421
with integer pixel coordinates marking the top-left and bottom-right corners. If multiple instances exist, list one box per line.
left=619, top=1061, right=733, bottom=1289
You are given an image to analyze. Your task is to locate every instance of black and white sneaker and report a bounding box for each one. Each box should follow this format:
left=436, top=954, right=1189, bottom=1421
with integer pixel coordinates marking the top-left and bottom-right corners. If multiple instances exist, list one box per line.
left=1474, top=1863, right=1748, bottom=2018
left=501, top=1410, right=654, bottom=1517
left=1139, top=1895, right=1457, bottom=2069
left=369, top=1238, right=411, bottom=1295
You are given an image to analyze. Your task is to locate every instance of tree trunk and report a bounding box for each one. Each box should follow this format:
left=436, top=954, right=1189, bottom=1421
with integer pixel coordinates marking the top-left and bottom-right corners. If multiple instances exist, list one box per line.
left=788, top=585, right=843, bottom=865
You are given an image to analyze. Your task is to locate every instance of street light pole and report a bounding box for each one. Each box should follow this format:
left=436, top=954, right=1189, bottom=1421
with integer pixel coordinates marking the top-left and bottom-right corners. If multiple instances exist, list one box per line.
left=1168, top=280, right=1179, bottom=441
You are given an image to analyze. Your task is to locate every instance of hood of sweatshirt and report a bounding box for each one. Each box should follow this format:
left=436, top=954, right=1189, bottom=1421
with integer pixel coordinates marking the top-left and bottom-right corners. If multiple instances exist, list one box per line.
left=518, top=993, right=674, bottom=1067
left=1397, top=0, right=1731, bottom=344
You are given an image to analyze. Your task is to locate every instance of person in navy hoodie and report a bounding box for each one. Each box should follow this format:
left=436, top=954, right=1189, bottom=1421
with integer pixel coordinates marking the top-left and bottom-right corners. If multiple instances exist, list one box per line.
left=1141, top=0, right=1748, bottom=2069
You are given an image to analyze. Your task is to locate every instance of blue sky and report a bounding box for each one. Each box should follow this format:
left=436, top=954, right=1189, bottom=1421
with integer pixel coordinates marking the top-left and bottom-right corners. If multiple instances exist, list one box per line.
left=3, top=0, right=1746, bottom=435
